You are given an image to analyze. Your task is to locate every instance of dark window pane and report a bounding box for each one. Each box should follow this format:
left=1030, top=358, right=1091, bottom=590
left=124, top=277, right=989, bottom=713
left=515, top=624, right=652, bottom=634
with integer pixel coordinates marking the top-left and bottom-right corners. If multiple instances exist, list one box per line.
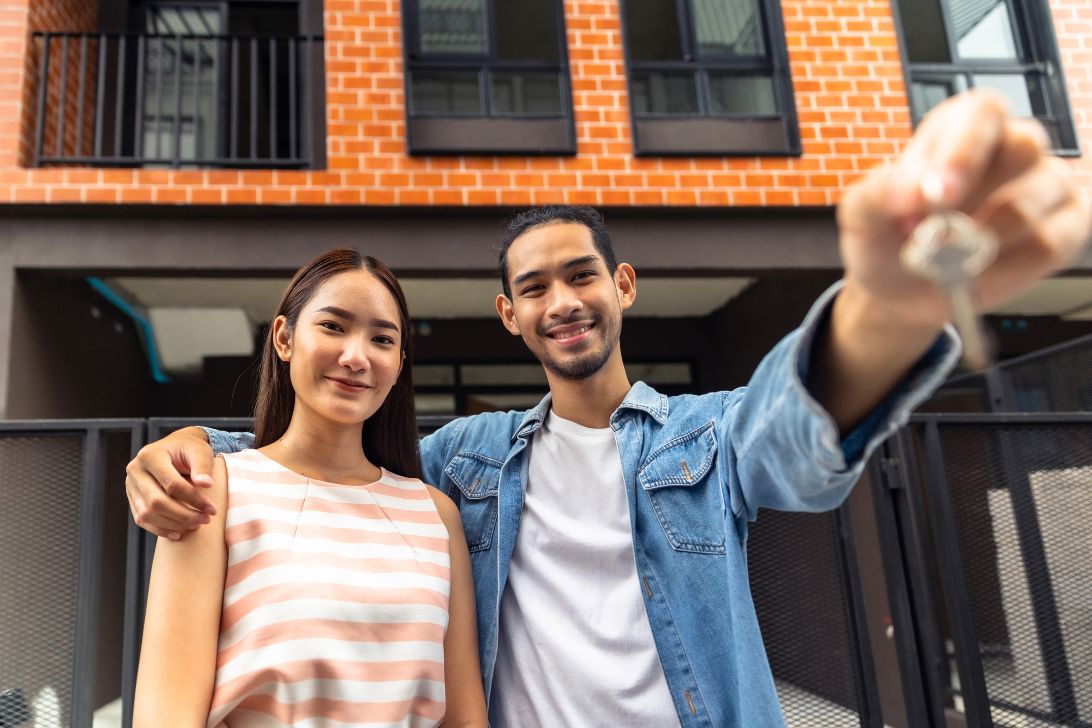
left=496, top=0, right=560, bottom=62
left=418, top=0, right=486, bottom=55
left=631, top=72, right=699, bottom=115
left=973, top=73, right=1045, bottom=117
left=896, top=0, right=951, bottom=64
left=707, top=73, right=775, bottom=115
left=226, top=2, right=299, bottom=34
left=690, top=0, right=764, bottom=57
left=909, top=75, right=966, bottom=118
left=492, top=72, right=563, bottom=114
left=412, top=70, right=483, bottom=113
left=951, top=0, right=1020, bottom=59
left=624, top=0, right=685, bottom=62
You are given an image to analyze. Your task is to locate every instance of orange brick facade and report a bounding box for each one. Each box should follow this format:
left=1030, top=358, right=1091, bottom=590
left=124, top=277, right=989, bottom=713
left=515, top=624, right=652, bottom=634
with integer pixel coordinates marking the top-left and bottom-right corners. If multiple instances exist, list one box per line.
left=0, top=0, right=1089, bottom=206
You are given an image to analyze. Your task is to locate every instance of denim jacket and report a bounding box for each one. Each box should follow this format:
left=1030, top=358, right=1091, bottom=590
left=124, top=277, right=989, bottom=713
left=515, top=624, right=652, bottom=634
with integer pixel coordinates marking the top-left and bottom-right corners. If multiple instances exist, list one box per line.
left=206, top=284, right=959, bottom=726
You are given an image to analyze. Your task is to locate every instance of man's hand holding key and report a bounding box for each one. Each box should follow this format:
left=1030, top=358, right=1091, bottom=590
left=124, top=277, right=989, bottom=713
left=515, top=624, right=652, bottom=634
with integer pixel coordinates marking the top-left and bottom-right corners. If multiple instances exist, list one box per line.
left=814, top=90, right=1090, bottom=431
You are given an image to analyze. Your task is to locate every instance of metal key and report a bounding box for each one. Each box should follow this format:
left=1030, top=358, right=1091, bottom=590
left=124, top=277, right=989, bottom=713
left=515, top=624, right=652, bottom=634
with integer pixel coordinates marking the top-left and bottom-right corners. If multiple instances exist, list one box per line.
left=901, top=207, right=998, bottom=371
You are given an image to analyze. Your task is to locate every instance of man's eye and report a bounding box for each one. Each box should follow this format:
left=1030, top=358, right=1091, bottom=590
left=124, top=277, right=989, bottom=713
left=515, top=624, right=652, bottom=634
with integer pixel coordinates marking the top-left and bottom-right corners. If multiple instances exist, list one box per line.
left=520, top=285, right=544, bottom=296
left=573, top=271, right=595, bottom=281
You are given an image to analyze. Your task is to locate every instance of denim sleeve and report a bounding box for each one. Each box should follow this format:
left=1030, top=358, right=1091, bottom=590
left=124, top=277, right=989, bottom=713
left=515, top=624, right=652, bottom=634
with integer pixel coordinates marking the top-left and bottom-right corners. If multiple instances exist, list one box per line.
left=418, top=418, right=467, bottom=496
left=722, top=281, right=960, bottom=520
left=199, top=428, right=255, bottom=455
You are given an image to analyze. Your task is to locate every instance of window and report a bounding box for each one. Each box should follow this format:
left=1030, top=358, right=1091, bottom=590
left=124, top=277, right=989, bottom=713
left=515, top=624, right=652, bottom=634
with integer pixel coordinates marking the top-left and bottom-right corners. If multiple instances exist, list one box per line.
left=619, top=0, right=799, bottom=155
left=32, top=0, right=326, bottom=168
left=893, top=0, right=1078, bottom=153
left=403, top=0, right=575, bottom=155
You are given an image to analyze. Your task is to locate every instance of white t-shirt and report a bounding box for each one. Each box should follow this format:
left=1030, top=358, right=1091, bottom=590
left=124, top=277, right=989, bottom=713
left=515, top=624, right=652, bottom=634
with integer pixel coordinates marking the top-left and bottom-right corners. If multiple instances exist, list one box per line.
left=488, top=411, right=681, bottom=727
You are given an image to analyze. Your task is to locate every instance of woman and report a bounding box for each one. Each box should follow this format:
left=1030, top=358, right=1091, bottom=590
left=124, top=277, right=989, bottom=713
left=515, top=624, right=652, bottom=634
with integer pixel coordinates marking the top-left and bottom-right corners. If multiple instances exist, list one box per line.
left=133, top=250, right=486, bottom=727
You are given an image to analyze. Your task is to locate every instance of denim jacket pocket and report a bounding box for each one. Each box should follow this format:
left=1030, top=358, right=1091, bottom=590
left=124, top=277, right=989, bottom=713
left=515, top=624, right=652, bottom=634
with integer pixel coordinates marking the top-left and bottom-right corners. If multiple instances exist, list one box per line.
left=444, top=451, right=502, bottom=553
left=638, top=421, right=726, bottom=554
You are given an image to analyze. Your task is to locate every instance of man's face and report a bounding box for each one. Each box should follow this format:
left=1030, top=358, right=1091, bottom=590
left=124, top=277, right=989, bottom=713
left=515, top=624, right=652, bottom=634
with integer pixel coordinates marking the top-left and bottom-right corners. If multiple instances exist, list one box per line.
left=497, top=222, right=634, bottom=380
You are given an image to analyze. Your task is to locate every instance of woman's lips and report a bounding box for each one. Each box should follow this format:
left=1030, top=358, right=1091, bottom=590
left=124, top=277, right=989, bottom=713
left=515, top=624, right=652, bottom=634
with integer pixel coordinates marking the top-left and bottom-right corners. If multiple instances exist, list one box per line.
left=326, top=376, right=370, bottom=392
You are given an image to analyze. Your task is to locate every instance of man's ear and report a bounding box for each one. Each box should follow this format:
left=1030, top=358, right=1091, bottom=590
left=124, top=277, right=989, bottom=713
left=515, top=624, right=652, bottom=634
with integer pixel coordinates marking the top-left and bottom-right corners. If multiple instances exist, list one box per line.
left=271, top=315, right=292, bottom=361
left=496, top=294, right=521, bottom=336
left=615, top=263, right=637, bottom=312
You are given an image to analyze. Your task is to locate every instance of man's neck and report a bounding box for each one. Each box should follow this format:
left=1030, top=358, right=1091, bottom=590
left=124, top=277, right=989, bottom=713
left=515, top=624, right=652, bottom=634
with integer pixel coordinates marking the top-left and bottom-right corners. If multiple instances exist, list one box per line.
left=545, top=354, right=631, bottom=429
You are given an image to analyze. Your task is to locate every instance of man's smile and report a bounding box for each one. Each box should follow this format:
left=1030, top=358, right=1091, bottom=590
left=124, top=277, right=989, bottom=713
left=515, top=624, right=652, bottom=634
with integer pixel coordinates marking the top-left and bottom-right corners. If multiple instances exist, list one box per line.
left=543, top=321, right=596, bottom=345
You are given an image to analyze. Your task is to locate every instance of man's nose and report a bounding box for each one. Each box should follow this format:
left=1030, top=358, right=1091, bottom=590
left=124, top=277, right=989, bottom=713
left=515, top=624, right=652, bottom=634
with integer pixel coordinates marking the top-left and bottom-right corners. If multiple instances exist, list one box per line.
left=545, top=285, right=583, bottom=318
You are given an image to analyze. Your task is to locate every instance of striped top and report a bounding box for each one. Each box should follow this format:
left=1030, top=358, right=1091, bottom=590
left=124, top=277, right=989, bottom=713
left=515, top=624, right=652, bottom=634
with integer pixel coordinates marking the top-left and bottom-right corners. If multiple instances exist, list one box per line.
left=207, top=449, right=451, bottom=728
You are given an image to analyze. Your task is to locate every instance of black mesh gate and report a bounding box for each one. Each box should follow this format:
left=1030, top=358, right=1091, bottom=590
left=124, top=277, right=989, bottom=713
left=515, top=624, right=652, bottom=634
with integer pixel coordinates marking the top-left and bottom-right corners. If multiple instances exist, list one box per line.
left=874, top=413, right=1092, bottom=728
left=0, top=421, right=142, bottom=728
left=748, top=507, right=881, bottom=727
left=3, top=417, right=887, bottom=728
left=930, top=333, right=1092, bottom=415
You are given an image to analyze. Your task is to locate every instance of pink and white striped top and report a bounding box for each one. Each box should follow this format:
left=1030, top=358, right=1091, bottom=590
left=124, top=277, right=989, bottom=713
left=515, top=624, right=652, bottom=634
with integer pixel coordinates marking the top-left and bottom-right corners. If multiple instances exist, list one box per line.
left=207, top=449, right=451, bottom=728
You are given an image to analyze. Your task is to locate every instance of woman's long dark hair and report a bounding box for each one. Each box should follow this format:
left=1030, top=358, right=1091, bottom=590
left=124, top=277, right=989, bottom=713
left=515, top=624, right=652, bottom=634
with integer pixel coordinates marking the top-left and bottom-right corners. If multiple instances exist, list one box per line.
left=253, top=249, right=423, bottom=479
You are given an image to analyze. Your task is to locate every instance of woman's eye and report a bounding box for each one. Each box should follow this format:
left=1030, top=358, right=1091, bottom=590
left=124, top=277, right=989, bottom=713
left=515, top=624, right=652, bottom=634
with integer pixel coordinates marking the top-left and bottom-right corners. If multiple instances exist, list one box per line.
left=319, top=321, right=342, bottom=332
left=374, top=335, right=396, bottom=345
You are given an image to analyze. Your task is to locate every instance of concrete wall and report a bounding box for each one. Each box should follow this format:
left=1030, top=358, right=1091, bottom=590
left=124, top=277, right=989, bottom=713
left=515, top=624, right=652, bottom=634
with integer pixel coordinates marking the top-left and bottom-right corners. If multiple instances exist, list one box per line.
left=5, top=272, right=150, bottom=418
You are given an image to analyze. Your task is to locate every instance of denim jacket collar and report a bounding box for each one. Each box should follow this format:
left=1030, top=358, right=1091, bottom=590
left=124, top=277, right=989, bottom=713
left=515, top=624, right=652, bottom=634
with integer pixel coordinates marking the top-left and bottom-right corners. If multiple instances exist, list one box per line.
left=613, top=380, right=669, bottom=425
left=513, top=380, right=669, bottom=442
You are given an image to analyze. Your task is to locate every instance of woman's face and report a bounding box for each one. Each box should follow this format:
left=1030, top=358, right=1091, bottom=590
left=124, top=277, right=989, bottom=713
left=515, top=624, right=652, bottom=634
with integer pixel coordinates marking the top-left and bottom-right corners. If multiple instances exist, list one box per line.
left=274, top=269, right=404, bottom=427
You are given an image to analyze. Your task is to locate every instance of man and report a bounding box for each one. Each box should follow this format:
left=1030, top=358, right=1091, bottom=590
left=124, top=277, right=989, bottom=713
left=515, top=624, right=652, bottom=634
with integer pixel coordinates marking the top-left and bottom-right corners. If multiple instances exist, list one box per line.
left=126, top=92, right=1090, bottom=726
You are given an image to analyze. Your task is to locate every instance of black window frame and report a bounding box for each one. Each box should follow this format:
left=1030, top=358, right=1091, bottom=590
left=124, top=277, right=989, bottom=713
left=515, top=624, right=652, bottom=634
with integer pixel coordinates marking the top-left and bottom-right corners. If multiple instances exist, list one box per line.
left=619, top=0, right=800, bottom=156
left=891, top=0, right=1079, bottom=156
left=401, top=0, right=576, bottom=156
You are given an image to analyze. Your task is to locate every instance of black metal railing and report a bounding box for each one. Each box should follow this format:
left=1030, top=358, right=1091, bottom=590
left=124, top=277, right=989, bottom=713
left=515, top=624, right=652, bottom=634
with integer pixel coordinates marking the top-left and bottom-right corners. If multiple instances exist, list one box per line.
left=0, top=420, right=144, bottom=728
left=873, top=413, right=1092, bottom=727
left=31, top=31, right=323, bottom=169
left=927, top=332, right=1092, bottom=414
left=2, top=415, right=888, bottom=727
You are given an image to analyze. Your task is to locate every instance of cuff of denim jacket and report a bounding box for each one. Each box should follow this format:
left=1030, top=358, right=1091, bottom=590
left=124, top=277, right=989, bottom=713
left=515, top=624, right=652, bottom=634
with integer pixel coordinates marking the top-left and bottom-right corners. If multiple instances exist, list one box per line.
left=790, top=280, right=961, bottom=472
left=199, top=427, right=255, bottom=455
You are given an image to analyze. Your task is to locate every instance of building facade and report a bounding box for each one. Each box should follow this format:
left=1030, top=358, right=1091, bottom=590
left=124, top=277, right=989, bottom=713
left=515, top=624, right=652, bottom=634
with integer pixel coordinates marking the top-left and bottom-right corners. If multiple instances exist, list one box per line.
left=0, top=0, right=1089, bottom=422
left=1, top=2, right=1092, bottom=727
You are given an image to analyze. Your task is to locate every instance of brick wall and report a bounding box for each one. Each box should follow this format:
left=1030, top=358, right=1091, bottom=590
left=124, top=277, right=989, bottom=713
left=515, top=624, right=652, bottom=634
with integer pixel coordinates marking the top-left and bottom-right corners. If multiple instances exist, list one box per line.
left=0, top=0, right=1088, bottom=206
left=1051, top=0, right=1092, bottom=192
left=15, top=0, right=98, bottom=167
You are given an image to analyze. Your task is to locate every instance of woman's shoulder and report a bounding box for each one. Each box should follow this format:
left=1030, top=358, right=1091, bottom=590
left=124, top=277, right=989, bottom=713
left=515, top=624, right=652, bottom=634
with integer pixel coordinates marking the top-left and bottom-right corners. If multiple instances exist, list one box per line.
left=423, top=483, right=460, bottom=523
left=378, top=470, right=459, bottom=521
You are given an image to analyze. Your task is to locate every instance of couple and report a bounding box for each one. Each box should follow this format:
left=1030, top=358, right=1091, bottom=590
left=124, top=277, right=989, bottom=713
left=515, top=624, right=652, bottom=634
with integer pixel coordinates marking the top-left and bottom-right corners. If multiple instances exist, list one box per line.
left=127, top=92, right=1090, bottom=727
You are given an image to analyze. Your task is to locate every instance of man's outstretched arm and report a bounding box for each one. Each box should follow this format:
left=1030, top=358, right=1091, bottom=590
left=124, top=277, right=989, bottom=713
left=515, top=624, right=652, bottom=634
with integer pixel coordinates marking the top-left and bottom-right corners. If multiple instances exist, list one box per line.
left=812, top=91, right=1089, bottom=432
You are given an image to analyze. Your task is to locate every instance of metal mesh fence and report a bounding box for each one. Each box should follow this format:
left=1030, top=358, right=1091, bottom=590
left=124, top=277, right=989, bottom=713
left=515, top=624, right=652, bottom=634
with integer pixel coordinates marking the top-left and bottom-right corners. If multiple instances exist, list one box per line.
left=933, top=421, right=1092, bottom=726
left=0, top=433, right=84, bottom=728
left=748, top=509, right=866, bottom=727
left=1004, top=337, right=1092, bottom=413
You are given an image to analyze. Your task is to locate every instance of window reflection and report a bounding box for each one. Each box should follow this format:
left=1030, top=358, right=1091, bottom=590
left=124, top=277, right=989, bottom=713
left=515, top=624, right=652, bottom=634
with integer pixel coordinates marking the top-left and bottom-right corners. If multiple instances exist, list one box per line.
left=951, top=0, right=1019, bottom=60
left=418, top=0, right=486, bottom=55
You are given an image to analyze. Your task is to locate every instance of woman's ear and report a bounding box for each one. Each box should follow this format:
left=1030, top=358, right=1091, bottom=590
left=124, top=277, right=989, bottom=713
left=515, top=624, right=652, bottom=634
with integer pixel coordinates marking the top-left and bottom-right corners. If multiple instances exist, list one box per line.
left=271, top=315, right=292, bottom=362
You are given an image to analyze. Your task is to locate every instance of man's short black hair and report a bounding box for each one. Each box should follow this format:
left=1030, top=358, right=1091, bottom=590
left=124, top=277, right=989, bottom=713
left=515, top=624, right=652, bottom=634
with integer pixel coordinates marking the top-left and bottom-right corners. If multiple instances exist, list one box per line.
left=497, top=205, right=619, bottom=299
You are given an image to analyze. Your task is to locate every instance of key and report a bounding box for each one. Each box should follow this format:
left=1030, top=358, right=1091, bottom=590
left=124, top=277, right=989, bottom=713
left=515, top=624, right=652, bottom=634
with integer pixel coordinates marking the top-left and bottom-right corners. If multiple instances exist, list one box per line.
left=901, top=208, right=999, bottom=371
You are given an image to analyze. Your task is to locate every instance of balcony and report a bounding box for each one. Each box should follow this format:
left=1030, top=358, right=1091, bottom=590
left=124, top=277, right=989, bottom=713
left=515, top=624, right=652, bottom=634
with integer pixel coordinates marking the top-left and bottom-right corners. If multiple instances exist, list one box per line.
left=29, top=31, right=324, bottom=169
